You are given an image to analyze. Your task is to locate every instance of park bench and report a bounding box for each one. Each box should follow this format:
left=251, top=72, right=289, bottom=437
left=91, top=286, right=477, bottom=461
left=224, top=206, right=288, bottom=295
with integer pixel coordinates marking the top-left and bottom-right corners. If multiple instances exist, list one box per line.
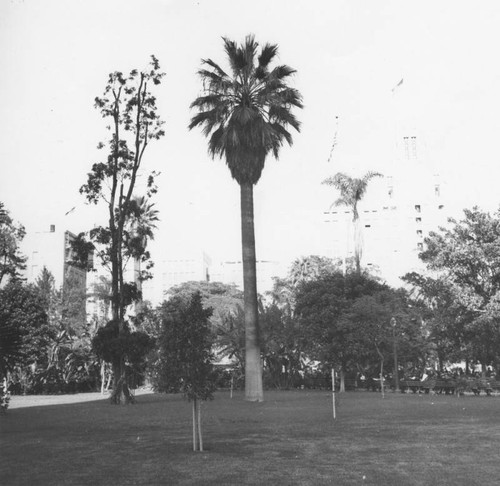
left=399, top=380, right=424, bottom=393
left=399, top=380, right=455, bottom=394
left=431, top=380, right=456, bottom=395
left=468, top=379, right=500, bottom=396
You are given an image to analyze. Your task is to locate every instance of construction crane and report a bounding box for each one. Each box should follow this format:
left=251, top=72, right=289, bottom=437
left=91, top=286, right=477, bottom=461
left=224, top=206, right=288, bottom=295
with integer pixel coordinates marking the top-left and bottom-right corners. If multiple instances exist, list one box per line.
left=327, top=115, right=339, bottom=163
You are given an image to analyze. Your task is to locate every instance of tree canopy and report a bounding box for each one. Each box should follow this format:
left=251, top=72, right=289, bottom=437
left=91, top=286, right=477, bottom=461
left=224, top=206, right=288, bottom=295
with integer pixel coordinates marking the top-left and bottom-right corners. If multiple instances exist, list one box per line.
left=0, top=202, right=27, bottom=285
left=412, top=207, right=500, bottom=370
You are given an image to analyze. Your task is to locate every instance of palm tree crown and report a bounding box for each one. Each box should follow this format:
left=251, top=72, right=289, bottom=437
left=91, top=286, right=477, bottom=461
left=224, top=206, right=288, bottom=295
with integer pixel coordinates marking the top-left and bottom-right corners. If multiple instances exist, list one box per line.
left=189, top=35, right=303, bottom=185
left=322, top=171, right=382, bottom=220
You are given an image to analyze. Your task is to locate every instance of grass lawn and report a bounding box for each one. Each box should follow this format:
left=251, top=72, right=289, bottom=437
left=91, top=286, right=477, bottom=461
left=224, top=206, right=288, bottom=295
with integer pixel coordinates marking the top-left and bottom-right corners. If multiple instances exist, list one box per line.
left=1, top=390, right=499, bottom=485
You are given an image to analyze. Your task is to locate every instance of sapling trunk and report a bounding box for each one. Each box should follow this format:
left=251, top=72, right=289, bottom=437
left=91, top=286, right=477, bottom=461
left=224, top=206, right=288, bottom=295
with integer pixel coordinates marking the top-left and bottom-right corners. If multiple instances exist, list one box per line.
left=375, top=344, right=385, bottom=399
left=339, top=368, right=345, bottom=393
left=101, top=362, right=106, bottom=395
left=331, top=369, right=336, bottom=420
left=197, top=400, right=203, bottom=452
left=192, top=399, right=198, bottom=451
left=380, top=360, right=385, bottom=398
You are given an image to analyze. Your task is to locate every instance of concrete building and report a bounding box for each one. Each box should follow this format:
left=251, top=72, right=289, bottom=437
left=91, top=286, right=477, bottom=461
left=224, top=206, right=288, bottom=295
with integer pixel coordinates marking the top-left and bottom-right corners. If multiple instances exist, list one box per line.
left=23, top=225, right=94, bottom=323
left=210, top=259, right=284, bottom=293
left=323, top=131, right=449, bottom=286
left=23, top=226, right=92, bottom=290
left=150, top=250, right=283, bottom=302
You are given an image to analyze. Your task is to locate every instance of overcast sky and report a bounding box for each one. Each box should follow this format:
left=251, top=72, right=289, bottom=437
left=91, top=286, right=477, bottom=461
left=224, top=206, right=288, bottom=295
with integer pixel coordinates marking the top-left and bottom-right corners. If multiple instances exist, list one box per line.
left=2, top=0, right=500, bottom=286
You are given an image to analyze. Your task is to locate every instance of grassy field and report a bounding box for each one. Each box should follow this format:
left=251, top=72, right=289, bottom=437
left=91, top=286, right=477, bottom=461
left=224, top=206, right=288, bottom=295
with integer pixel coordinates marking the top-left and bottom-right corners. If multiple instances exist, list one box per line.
left=1, top=390, right=499, bottom=485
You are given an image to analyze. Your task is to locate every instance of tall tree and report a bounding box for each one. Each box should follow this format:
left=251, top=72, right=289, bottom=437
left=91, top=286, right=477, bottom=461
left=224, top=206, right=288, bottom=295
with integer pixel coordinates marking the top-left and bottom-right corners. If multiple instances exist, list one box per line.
left=189, top=35, right=303, bottom=401
left=80, top=56, right=165, bottom=404
left=322, top=172, right=382, bottom=274
left=418, top=207, right=500, bottom=374
left=0, top=202, right=27, bottom=285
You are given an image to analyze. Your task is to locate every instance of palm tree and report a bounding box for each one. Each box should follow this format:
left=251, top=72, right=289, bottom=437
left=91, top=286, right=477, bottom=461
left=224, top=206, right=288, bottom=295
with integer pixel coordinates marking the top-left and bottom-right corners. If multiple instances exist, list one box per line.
left=189, top=35, right=303, bottom=401
left=322, top=171, right=382, bottom=274
left=125, top=196, right=159, bottom=310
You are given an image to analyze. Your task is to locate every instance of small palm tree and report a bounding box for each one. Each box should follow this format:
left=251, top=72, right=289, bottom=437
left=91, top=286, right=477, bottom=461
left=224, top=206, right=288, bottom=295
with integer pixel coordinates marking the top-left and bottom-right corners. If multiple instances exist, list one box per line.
left=125, top=196, right=159, bottom=303
left=323, top=171, right=382, bottom=274
left=189, top=35, right=303, bottom=401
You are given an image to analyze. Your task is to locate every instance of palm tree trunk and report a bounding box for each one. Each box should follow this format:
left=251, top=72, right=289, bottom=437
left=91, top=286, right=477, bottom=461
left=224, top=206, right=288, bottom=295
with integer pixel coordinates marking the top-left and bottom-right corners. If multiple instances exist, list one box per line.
left=134, top=256, right=142, bottom=316
left=353, top=215, right=363, bottom=275
left=240, top=182, right=263, bottom=402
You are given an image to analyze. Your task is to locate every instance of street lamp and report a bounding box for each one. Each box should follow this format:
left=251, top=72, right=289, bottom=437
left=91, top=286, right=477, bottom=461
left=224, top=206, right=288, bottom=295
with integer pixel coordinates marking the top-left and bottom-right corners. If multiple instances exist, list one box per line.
left=391, top=317, right=400, bottom=392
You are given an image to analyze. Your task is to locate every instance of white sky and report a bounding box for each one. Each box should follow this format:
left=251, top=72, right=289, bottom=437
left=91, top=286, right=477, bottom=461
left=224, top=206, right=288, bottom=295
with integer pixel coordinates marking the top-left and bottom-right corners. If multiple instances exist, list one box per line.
left=2, top=0, right=500, bottom=292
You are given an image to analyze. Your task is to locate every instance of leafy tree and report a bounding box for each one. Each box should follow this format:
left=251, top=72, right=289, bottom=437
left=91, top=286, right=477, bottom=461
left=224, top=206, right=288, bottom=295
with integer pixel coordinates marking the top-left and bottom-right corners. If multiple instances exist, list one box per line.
left=165, top=280, right=243, bottom=328
left=345, top=289, right=425, bottom=392
left=153, top=292, right=216, bottom=451
left=295, top=272, right=387, bottom=391
left=189, top=35, right=303, bottom=401
left=267, top=255, right=343, bottom=315
left=260, top=303, right=304, bottom=389
left=418, top=207, right=500, bottom=374
left=92, top=319, right=155, bottom=402
left=0, top=280, right=53, bottom=392
left=0, top=202, right=27, bottom=284
left=322, top=172, right=382, bottom=274
left=79, top=57, right=165, bottom=404
left=166, top=281, right=245, bottom=376
left=33, top=267, right=99, bottom=393
left=288, top=255, right=339, bottom=287
left=403, top=272, right=470, bottom=372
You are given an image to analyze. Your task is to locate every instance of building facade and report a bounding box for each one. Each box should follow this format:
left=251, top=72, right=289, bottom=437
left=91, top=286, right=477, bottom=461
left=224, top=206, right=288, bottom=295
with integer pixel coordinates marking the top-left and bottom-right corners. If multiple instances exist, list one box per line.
left=323, top=133, right=449, bottom=285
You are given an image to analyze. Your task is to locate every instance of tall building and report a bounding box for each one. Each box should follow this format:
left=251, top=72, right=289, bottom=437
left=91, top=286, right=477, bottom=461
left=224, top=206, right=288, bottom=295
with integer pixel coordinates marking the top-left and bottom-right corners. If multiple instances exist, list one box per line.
left=158, top=251, right=212, bottom=296
left=323, top=132, right=448, bottom=285
left=151, top=250, right=283, bottom=302
left=23, top=226, right=94, bottom=323
left=210, top=259, right=284, bottom=293
left=23, top=226, right=92, bottom=289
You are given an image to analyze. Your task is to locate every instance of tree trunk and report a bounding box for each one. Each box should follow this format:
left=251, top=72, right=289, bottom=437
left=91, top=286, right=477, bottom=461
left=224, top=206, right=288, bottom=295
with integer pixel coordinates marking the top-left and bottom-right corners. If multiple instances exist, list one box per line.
left=109, top=359, right=135, bottom=405
left=375, top=344, right=385, bottom=398
left=197, top=400, right=203, bottom=452
left=192, top=399, right=198, bottom=451
left=134, top=256, right=142, bottom=316
left=101, top=361, right=106, bottom=395
left=339, top=367, right=346, bottom=393
left=353, top=215, right=363, bottom=275
left=240, top=183, right=263, bottom=402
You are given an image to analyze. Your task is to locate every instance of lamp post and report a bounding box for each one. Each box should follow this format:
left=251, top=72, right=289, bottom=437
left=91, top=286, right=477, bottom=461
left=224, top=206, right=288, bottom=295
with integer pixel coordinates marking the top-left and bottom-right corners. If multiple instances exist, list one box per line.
left=391, top=317, right=400, bottom=392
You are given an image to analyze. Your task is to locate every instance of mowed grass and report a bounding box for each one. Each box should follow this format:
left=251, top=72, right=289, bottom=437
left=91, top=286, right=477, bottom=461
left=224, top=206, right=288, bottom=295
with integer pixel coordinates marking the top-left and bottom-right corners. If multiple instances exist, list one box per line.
left=1, top=390, right=499, bottom=486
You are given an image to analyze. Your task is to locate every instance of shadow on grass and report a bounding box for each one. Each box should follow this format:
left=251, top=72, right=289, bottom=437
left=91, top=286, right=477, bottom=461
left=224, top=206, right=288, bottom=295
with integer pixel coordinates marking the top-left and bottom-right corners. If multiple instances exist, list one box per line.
left=1, top=390, right=500, bottom=485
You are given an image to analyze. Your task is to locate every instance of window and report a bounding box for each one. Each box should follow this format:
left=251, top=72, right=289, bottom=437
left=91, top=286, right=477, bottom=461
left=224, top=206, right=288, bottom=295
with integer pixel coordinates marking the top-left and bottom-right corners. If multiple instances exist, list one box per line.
left=403, top=137, right=409, bottom=159
left=415, top=205, right=421, bottom=212
left=365, top=224, right=371, bottom=228
left=416, top=230, right=423, bottom=237
left=411, top=136, right=417, bottom=158
left=417, top=243, right=423, bottom=251
left=388, top=186, right=393, bottom=198
left=415, top=217, right=422, bottom=223
left=434, top=184, right=440, bottom=197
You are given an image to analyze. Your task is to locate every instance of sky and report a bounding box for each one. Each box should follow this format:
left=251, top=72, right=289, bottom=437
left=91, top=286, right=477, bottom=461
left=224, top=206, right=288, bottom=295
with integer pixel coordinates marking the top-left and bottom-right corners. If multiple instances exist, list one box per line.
left=2, top=0, right=500, bottom=297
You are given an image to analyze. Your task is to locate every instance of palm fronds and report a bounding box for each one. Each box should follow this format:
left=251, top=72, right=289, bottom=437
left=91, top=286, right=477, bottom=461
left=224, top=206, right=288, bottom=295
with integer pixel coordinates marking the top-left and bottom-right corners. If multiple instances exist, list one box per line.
left=189, top=35, right=303, bottom=185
